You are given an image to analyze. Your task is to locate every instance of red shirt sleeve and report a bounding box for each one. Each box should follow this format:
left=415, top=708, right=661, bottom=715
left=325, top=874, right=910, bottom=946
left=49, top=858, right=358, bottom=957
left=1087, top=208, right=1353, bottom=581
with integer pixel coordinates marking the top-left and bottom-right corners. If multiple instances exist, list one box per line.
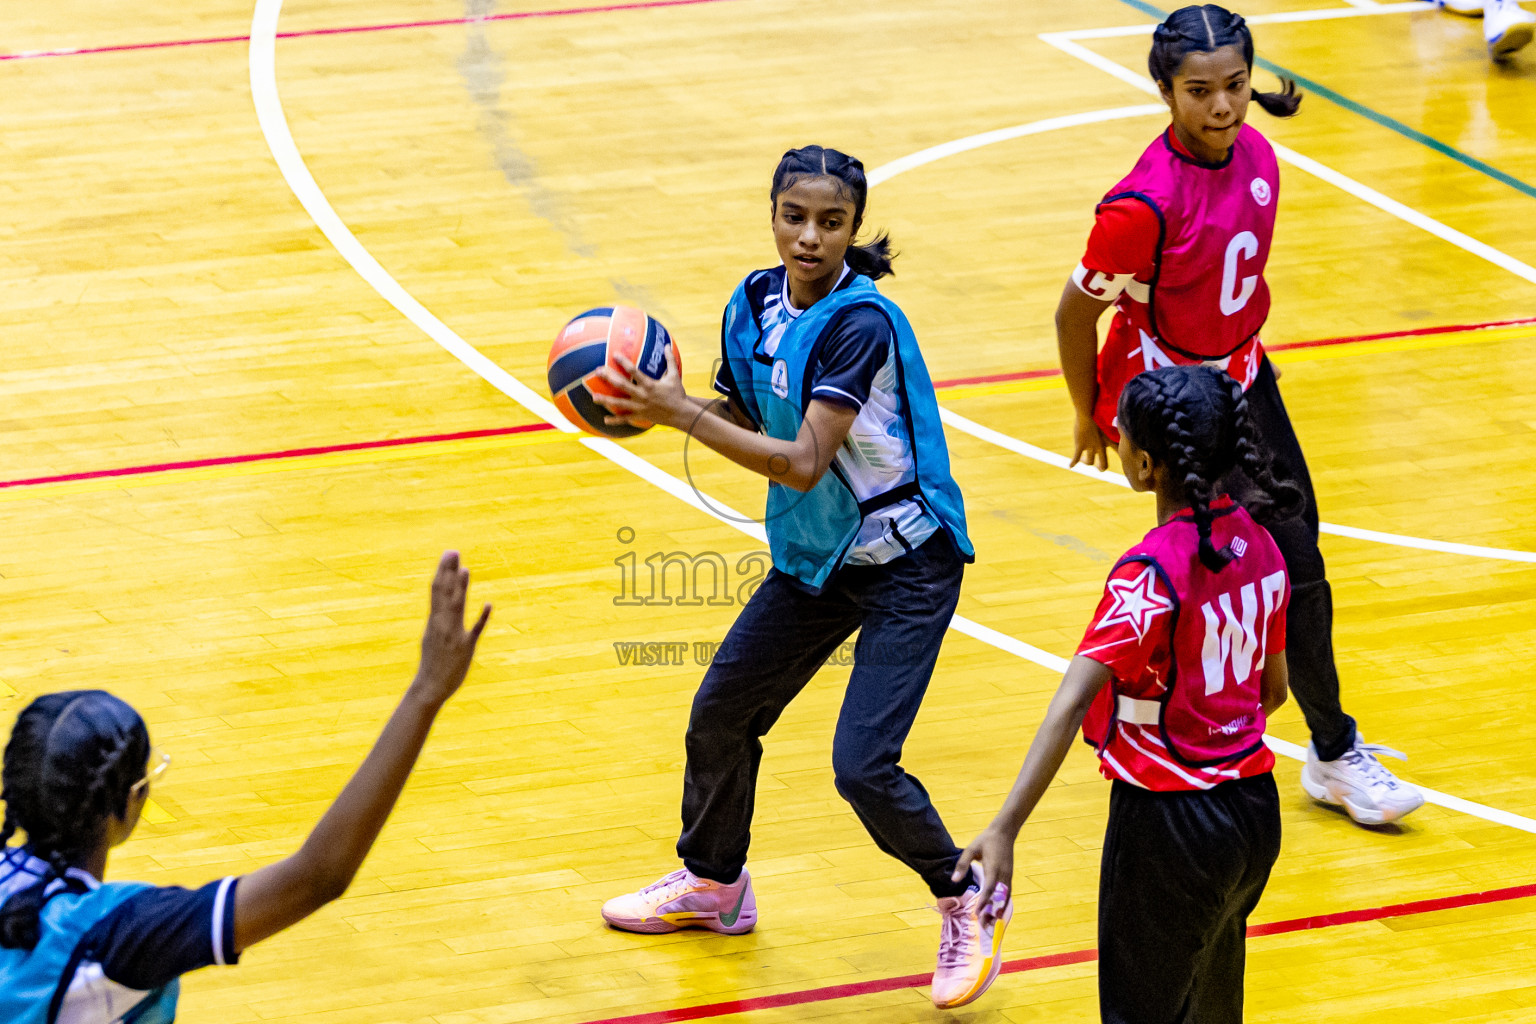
left=1076, top=558, right=1176, bottom=685
left=1081, top=197, right=1160, bottom=279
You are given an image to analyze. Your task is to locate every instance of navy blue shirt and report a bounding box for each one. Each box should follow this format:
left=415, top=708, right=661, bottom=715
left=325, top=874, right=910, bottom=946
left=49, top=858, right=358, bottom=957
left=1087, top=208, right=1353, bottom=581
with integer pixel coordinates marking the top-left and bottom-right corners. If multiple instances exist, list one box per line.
left=0, top=847, right=239, bottom=1022
left=78, top=877, right=241, bottom=989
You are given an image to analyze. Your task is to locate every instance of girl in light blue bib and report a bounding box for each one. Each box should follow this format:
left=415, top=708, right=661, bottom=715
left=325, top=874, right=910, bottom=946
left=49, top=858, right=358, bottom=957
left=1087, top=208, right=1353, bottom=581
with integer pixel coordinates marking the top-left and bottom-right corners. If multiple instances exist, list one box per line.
left=595, top=146, right=1006, bottom=1010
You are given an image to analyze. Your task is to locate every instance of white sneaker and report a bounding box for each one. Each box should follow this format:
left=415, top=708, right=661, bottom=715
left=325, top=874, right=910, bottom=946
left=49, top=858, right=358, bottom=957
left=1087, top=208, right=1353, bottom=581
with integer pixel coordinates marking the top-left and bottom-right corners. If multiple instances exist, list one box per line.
left=1435, top=0, right=1484, bottom=15
left=1486, top=0, right=1536, bottom=58
left=1302, top=736, right=1426, bottom=825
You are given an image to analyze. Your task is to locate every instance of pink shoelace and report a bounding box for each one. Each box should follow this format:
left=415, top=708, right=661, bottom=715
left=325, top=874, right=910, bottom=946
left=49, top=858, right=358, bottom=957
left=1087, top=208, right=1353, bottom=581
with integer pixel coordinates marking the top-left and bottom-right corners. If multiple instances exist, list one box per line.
left=935, top=893, right=979, bottom=970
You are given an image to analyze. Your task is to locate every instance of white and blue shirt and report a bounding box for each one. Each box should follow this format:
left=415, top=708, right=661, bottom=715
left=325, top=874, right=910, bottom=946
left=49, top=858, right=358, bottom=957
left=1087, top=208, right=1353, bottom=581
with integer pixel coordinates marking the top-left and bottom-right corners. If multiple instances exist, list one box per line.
left=0, top=846, right=238, bottom=1023
left=713, top=264, right=940, bottom=565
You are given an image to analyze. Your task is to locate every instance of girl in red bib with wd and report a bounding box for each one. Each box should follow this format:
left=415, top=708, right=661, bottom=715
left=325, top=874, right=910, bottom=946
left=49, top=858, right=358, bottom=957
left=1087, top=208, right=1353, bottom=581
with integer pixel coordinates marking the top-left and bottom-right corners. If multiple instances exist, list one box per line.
left=958, top=365, right=1296, bottom=1022
left=1057, top=4, right=1422, bottom=826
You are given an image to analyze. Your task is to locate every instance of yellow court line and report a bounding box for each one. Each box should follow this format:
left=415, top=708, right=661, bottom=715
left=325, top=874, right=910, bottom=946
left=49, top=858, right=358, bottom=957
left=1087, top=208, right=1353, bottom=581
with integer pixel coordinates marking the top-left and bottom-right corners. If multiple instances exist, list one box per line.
left=0, top=429, right=574, bottom=504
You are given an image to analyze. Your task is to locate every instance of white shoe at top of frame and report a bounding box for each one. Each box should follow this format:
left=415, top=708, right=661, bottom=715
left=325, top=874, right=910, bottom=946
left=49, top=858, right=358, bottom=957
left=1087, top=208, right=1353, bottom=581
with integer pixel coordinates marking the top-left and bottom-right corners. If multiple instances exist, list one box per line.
left=1435, top=0, right=1485, bottom=16
left=1301, top=735, right=1426, bottom=826
left=1486, top=0, right=1536, bottom=58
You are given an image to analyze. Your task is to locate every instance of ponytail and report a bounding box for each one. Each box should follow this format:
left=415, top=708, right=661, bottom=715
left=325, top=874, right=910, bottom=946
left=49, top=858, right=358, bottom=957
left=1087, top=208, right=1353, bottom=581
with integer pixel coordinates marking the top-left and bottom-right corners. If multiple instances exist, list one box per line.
left=1226, top=375, right=1304, bottom=524
left=1149, top=5, right=1303, bottom=119
left=1253, top=77, right=1302, bottom=118
left=770, top=145, right=897, bottom=280
left=1119, top=365, right=1303, bottom=573
left=843, top=231, right=896, bottom=281
left=1, top=691, right=149, bottom=950
left=1163, top=408, right=1236, bottom=573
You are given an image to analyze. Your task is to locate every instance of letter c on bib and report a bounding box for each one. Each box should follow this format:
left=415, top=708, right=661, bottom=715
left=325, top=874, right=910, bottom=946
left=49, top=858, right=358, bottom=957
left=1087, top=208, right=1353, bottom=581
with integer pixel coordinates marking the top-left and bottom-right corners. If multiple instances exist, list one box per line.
left=1220, top=231, right=1259, bottom=316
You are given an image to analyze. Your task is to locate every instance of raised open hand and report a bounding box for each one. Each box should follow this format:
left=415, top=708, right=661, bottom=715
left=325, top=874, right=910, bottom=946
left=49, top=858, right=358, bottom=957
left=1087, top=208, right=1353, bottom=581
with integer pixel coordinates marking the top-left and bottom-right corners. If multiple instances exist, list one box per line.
left=412, top=551, right=492, bottom=705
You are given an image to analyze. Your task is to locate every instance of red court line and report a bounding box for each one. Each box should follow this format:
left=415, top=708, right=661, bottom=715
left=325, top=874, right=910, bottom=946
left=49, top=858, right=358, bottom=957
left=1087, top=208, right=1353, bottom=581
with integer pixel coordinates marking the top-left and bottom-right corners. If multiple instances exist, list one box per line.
left=0, top=423, right=556, bottom=490
left=576, top=882, right=1536, bottom=1024
left=1268, top=313, right=1536, bottom=351
left=929, top=367, right=1061, bottom=389
left=0, top=0, right=745, bottom=61
left=2, top=314, right=1526, bottom=493
left=927, top=314, right=1536, bottom=391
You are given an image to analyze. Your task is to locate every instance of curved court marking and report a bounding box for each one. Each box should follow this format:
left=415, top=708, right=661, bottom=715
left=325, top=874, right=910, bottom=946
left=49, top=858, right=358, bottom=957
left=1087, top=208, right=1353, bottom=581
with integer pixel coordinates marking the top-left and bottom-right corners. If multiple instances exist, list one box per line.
left=863, top=104, right=1166, bottom=184
left=248, top=1, right=1536, bottom=835
left=868, top=114, right=1536, bottom=565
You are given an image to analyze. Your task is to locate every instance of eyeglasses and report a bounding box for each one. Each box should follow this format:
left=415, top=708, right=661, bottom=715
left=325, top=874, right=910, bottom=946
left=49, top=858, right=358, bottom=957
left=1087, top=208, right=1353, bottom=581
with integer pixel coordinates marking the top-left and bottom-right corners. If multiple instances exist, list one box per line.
left=131, top=749, right=171, bottom=798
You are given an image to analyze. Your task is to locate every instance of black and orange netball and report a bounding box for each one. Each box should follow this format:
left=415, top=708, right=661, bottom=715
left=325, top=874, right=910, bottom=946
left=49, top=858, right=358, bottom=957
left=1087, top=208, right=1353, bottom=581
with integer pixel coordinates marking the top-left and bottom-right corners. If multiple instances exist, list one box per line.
left=547, top=305, right=679, bottom=438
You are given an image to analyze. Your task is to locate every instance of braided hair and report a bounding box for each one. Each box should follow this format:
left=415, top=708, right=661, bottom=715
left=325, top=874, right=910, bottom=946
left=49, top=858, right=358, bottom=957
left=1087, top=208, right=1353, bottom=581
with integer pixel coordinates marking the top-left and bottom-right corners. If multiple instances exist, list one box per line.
left=770, top=145, right=896, bottom=280
left=1149, top=5, right=1302, bottom=118
left=1, top=690, right=149, bottom=950
left=1118, top=365, right=1303, bottom=572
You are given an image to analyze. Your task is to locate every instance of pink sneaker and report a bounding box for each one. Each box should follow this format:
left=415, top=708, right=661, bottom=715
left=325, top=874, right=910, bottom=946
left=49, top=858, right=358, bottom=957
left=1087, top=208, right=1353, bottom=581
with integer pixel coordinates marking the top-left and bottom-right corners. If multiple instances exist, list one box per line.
left=931, top=868, right=1012, bottom=1008
left=601, top=867, right=756, bottom=934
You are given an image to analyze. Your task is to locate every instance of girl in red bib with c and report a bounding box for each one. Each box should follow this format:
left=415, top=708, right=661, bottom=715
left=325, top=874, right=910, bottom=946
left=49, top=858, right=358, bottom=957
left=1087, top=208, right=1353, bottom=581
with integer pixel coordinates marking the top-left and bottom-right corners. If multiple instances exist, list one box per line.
left=957, top=364, right=1296, bottom=1022
left=1056, top=4, right=1422, bottom=825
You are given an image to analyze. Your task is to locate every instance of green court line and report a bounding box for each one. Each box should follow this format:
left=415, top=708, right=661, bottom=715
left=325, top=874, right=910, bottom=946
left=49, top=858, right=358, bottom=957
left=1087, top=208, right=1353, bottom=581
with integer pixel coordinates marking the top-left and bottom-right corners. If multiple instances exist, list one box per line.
left=1112, top=0, right=1536, bottom=201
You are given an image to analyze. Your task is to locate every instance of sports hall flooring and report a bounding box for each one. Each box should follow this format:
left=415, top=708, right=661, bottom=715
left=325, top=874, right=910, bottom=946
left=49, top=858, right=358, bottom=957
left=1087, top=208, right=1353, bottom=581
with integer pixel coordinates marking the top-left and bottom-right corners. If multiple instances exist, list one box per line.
left=3, top=0, right=1535, bottom=1020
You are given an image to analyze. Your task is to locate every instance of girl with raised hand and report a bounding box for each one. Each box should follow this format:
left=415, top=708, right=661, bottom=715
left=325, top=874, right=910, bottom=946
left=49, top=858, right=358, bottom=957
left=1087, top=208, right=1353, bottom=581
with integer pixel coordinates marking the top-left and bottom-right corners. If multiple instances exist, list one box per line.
left=0, top=552, right=489, bottom=1023
left=1055, top=3, right=1422, bottom=826
left=593, top=145, right=1005, bottom=1009
left=958, top=365, right=1295, bottom=1022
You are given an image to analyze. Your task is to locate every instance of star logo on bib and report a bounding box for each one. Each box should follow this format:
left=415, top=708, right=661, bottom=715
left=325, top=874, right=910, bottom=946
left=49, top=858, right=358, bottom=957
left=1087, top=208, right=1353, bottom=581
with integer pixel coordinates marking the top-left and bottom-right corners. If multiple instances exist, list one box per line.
left=1097, top=564, right=1174, bottom=640
left=1250, top=177, right=1272, bottom=206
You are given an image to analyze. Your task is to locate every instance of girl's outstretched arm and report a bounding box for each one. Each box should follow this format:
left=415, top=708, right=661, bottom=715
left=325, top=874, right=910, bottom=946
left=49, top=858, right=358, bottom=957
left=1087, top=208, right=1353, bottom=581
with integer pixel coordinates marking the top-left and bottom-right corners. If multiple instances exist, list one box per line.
left=953, top=656, right=1112, bottom=917
left=230, top=551, right=491, bottom=953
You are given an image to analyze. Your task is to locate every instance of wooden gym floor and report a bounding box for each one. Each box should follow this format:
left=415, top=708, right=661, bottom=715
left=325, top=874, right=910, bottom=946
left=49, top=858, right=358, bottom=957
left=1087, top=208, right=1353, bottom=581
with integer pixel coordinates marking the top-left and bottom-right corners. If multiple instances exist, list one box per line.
left=3, top=0, right=1535, bottom=1020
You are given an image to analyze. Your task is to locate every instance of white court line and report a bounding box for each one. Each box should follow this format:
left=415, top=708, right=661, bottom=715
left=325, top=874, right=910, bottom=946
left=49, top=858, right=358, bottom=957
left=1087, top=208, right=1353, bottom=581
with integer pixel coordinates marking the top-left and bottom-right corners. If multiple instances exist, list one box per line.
left=865, top=105, right=1166, bottom=186
left=1060, top=1, right=1431, bottom=40
left=247, top=0, right=1536, bottom=835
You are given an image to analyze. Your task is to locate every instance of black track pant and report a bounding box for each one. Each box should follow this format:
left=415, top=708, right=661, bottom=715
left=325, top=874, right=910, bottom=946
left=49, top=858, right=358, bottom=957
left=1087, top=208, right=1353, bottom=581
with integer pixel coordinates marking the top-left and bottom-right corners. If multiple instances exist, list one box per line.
left=677, top=532, right=969, bottom=899
left=1220, top=358, right=1356, bottom=762
left=1099, top=774, right=1282, bottom=1024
